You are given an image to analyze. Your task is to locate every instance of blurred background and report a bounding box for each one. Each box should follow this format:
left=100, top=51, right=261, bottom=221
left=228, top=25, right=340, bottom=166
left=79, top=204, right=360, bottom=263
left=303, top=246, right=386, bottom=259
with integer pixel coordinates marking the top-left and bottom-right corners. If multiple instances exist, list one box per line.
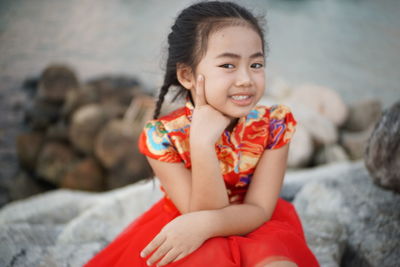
left=0, top=0, right=399, bottom=207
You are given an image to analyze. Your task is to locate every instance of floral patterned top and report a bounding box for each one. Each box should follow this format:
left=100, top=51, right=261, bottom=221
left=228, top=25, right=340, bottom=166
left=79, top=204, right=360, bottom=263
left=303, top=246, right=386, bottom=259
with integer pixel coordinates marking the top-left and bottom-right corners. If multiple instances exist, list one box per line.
left=138, top=98, right=297, bottom=204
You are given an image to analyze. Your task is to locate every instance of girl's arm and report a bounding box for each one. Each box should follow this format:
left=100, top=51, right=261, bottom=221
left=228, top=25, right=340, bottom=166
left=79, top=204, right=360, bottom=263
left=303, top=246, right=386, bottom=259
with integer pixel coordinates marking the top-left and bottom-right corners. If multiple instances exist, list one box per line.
left=188, top=140, right=230, bottom=211
left=202, top=143, right=290, bottom=237
left=141, top=144, right=289, bottom=266
left=146, top=140, right=230, bottom=214
left=147, top=75, right=232, bottom=214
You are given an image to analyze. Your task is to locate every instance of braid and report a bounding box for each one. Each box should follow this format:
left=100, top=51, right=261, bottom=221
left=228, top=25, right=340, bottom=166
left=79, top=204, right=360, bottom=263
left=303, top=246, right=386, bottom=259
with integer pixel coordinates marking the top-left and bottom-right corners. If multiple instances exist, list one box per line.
left=153, top=83, right=171, bottom=119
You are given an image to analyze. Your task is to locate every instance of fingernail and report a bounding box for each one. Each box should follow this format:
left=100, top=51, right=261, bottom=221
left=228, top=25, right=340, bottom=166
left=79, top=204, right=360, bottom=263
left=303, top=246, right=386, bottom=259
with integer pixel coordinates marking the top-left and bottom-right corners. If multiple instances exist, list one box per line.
left=140, top=251, right=145, bottom=258
left=147, top=261, right=151, bottom=266
left=198, top=75, right=203, bottom=81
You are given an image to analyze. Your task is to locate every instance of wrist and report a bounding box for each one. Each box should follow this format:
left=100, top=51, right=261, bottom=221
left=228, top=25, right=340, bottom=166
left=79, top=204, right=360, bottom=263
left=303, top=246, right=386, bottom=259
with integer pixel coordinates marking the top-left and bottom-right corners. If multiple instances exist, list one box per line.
left=192, top=210, right=217, bottom=239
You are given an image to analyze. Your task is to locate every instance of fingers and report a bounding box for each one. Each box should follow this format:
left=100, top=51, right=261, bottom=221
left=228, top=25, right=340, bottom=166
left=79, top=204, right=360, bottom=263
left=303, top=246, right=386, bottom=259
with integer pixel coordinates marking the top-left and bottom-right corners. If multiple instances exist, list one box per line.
left=146, top=244, right=172, bottom=266
left=140, top=234, right=165, bottom=259
left=172, top=253, right=186, bottom=262
left=195, top=74, right=207, bottom=107
left=157, top=249, right=181, bottom=266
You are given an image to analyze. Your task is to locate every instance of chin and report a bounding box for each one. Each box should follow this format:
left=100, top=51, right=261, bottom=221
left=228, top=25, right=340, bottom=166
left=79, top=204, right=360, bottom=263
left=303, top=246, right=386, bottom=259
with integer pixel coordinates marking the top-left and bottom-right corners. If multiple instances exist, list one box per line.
left=227, top=109, right=252, bottom=119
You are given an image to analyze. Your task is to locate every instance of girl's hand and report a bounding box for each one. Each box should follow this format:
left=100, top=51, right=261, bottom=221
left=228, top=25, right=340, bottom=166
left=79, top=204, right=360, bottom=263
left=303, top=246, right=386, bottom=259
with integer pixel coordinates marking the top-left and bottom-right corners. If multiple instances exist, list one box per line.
left=140, top=212, right=210, bottom=266
left=190, top=75, right=232, bottom=145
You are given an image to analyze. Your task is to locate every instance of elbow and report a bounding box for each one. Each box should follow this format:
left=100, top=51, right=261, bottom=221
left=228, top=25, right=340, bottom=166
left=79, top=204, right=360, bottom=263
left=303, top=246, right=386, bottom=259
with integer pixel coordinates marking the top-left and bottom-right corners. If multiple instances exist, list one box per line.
left=251, top=204, right=271, bottom=223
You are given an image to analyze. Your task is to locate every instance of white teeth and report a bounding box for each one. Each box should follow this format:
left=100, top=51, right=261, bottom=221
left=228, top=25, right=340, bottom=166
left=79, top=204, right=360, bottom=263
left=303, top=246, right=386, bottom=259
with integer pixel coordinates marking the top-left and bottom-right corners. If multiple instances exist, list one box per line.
left=231, top=95, right=250, bottom=100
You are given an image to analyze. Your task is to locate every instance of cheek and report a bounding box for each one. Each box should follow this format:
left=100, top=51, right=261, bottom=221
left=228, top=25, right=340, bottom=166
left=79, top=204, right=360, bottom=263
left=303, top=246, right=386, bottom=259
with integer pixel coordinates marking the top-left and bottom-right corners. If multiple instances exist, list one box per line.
left=254, top=73, right=265, bottom=90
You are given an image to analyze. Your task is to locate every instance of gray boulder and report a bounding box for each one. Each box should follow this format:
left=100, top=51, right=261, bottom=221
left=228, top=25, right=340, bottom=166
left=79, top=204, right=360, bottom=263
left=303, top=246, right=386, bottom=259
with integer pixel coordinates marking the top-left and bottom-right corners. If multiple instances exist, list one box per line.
left=281, top=161, right=357, bottom=201
left=364, top=100, right=400, bottom=193
left=0, top=179, right=162, bottom=267
left=294, top=162, right=400, bottom=267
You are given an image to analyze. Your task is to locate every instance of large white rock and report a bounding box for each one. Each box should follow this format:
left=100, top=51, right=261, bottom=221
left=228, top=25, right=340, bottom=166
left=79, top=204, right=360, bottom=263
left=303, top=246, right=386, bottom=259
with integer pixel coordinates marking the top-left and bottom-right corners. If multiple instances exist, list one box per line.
left=289, top=84, right=348, bottom=127
left=287, top=124, right=314, bottom=167
left=283, top=100, right=338, bottom=145
left=266, top=76, right=293, bottom=100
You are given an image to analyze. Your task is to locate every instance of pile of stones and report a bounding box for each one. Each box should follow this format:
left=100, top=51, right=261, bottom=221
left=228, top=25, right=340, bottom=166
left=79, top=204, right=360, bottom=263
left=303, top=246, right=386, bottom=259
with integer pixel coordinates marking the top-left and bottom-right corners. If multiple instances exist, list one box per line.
left=260, top=77, right=383, bottom=168
left=13, top=64, right=154, bottom=202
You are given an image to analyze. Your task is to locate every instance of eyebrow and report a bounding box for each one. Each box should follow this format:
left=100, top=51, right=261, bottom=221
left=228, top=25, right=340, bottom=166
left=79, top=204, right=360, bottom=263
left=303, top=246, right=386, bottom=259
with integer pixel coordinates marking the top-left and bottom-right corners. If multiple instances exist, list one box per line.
left=215, top=52, right=264, bottom=59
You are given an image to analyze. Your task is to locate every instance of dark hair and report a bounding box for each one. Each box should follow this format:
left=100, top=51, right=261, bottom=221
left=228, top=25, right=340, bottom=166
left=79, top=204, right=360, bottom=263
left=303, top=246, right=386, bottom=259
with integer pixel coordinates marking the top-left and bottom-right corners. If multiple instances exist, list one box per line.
left=153, top=1, right=267, bottom=119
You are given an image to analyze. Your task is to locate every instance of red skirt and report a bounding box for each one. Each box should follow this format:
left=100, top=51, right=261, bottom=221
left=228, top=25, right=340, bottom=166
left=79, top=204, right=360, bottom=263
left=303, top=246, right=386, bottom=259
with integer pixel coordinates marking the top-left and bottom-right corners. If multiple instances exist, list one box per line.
left=83, top=197, right=319, bottom=267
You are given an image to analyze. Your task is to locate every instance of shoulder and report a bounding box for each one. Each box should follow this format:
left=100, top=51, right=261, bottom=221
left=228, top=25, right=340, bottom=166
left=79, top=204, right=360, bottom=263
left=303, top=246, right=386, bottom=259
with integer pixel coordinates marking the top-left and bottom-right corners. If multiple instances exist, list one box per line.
left=263, top=104, right=297, bottom=149
left=242, top=104, right=297, bottom=150
left=138, top=105, right=191, bottom=163
left=142, top=106, right=188, bottom=132
left=246, top=104, right=295, bottom=123
left=157, top=106, right=190, bottom=132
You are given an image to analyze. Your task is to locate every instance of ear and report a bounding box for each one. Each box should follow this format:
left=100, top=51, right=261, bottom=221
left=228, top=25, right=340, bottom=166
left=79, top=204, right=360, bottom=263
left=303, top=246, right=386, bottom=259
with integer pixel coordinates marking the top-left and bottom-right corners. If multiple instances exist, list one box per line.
left=176, top=63, right=195, bottom=90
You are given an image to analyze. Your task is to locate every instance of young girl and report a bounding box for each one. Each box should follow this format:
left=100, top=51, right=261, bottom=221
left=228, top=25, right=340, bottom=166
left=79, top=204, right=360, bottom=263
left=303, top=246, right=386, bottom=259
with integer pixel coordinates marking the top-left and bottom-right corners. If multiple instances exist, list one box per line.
left=84, top=1, right=319, bottom=267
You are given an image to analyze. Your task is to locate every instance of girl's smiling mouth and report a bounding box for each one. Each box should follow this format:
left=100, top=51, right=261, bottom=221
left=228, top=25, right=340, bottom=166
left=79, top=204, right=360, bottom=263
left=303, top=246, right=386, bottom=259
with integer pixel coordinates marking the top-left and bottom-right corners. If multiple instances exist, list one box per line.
left=229, top=94, right=253, bottom=106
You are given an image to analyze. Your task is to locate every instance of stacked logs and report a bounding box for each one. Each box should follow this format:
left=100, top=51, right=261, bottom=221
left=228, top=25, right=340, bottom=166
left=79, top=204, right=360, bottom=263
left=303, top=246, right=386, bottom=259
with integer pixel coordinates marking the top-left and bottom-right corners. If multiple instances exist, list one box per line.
left=16, top=64, right=154, bottom=195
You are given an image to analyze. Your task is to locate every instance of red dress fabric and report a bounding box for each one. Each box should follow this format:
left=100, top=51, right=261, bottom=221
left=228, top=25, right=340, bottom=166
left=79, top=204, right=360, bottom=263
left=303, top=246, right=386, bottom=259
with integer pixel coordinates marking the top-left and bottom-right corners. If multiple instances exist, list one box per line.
left=83, top=99, right=320, bottom=267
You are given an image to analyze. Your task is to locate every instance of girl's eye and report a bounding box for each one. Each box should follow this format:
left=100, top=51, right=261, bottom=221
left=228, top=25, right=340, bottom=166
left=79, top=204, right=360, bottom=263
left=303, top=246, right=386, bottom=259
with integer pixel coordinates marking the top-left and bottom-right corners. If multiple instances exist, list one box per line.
left=219, top=64, right=235, bottom=69
left=251, top=63, right=264, bottom=69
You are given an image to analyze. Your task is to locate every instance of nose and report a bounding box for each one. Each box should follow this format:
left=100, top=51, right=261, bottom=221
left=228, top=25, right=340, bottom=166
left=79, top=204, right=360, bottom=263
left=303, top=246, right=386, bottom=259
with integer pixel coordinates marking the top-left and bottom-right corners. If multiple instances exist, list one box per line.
left=235, top=67, right=252, bottom=87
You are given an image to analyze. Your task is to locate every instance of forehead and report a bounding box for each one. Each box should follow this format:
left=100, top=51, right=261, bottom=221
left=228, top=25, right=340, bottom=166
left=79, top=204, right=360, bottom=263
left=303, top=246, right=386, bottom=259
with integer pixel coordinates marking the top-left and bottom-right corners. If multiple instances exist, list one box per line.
left=205, top=25, right=263, bottom=57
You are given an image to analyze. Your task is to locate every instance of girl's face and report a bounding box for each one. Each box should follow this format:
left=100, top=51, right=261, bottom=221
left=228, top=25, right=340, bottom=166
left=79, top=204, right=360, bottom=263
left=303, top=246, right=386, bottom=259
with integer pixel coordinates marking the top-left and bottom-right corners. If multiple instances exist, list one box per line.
left=192, top=25, right=266, bottom=120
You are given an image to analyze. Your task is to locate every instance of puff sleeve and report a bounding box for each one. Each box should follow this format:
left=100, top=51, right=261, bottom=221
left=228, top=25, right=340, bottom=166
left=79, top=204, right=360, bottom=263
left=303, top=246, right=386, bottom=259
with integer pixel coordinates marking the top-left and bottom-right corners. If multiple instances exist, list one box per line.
left=138, top=120, right=182, bottom=163
left=266, top=105, right=297, bottom=150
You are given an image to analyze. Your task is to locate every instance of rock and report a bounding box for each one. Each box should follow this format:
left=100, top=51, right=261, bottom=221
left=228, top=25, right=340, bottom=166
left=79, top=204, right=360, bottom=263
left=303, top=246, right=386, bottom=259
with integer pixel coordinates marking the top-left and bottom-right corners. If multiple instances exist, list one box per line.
left=7, top=171, right=50, bottom=202
left=0, top=223, right=63, bottom=267
left=0, top=189, right=98, bottom=225
left=106, top=156, right=147, bottom=189
left=95, top=119, right=152, bottom=189
left=24, top=98, right=62, bottom=130
left=257, top=95, right=277, bottom=107
left=62, top=85, right=99, bottom=119
left=343, top=98, right=382, bottom=132
left=281, top=161, right=357, bottom=201
left=0, top=179, right=162, bottom=267
left=94, top=120, right=133, bottom=169
left=16, top=131, right=45, bottom=171
left=287, top=124, right=314, bottom=168
left=37, top=64, right=79, bottom=103
left=0, top=186, right=10, bottom=209
left=36, top=141, right=79, bottom=186
left=283, top=100, right=338, bottom=145
left=45, top=120, right=69, bottom=142
left=267, top=77, right=293, bottom=100
left=61, top=157, right=105, bottom=192
left=86, top=75, right=140, bottom=108
left=314, top=144, right=349, bottom=165
left=296, top=209, right=346, bottom=267
left=293, top=162, right=400, bottom=266
left=38, top=243, right=103, bottom=267
left=341, top=125, right=374, bottom=160
left=69, top=104, right=110, bottom=155
left=56, top=180, right=162, bottom=246
left=364, top=101, right=400, bottom=193
left=289, top=84, right=348, bottom=127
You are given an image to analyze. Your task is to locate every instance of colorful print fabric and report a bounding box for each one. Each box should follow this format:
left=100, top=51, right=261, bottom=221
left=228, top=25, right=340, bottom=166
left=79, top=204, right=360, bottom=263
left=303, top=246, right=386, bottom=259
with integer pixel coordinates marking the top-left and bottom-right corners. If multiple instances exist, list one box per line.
left=138, top=98, right=297, bottom=203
